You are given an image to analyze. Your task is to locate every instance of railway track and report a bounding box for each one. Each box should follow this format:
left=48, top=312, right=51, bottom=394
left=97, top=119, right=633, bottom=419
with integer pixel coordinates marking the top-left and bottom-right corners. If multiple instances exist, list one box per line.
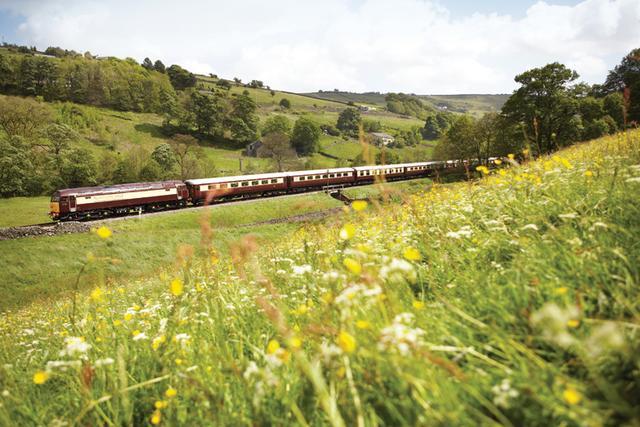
left=0, top=170, right=462, bottom=241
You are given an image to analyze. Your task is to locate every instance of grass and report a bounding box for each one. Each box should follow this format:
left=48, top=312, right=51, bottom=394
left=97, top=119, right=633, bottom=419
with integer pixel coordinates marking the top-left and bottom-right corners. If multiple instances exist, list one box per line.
left=0, top=197, right=51, bottom=227
left=0, top=193, right=343, bottom=312
left=2, top=130, right=638, bottom=426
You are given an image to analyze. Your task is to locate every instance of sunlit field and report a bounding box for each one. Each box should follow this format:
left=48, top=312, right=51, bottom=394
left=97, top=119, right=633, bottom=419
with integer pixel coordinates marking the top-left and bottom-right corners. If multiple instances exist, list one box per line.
left=1, top=131, right=639, bottom=425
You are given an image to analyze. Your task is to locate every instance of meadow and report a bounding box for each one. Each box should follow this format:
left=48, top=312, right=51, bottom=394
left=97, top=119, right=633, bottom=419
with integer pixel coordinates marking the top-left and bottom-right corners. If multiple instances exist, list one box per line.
left=0, top=131, right=638, bottom=425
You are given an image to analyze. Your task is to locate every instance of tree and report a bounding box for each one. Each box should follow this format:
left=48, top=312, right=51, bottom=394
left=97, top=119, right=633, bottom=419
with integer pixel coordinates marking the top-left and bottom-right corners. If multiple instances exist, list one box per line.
left=262, top=115, right=291, bottom=136
left=422, top=116, right=441, bottom=140
left=603, top=92, right=625, bottom=128
left=142, top=57, right=154, bottom=71
left=0, top=136, right=35, bottom=197
left=291, top=117, right=321, bottom=155
left=259, top=132, right=297, bottom=171
left=61, top=148, right=97, bottom=188
left=188, top=91, right=224, bottom=136
left=603, top=48, right=640, bottom=122
left=153, top=60, right=166, bottom=73
left=151, top=143, right=175, bottom=172
left=434, top=115, right=476, bottom=161
left=502, top=62, right=580, bottom=155
left=167, top=64, right=196, bottom=90
left=362, top=119, right=382, bottom=133
left=249, top=80, right=264, bottom=88
left=0, top=96, right=52, bottom=139
left=279, top=98, right=291, bottom=109
left=228, top=91, right=258, bottom=143
left=336, top=107, right=361, bottom=137
left=169, top=134, right=202, bottom=179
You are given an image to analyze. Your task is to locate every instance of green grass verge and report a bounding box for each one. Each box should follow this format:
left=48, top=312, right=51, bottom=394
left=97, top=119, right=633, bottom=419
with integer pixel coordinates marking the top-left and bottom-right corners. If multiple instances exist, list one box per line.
left=0, top=197, right=51, bottom=227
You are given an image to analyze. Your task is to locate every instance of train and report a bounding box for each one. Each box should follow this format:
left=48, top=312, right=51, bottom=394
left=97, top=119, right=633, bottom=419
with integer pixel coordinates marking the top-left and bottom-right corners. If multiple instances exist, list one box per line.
left=49, top=159, right=495, bottom=221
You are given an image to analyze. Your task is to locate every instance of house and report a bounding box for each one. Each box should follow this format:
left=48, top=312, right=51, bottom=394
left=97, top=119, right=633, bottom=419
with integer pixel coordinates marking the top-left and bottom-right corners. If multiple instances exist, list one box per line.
left=370, top=132, right=395, bottom=147
left=245, top=140, right=263, bottom=157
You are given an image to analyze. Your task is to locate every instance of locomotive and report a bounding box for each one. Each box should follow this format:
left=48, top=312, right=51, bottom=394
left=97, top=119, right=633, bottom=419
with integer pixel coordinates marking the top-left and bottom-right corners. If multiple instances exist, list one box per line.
left=49, top=159, right=492, bottom=221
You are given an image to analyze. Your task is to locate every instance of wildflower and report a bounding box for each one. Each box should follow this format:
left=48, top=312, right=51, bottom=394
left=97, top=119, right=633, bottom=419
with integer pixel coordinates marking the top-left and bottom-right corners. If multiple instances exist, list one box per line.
left=123, top=313, right=133, bottom=322
left=563, top=388, right=582, bottom=405
left=288, top=336, right=302, bottom=350
left=492, top=379, right=519, bottom=408
left=554, top=287, right=569, bottom=296
left=266, top=340, right=280, bottom=355
left=343, top=258, right=362, bottom=275
left=165, top=387, right=177, bottom=398
left=356, top=320, right=371, bottom=329
left=352, top=200, right=368, bottom=211
left=530, top=303, right=580, bottom=348
left=155, top=400, right=168, bottom=409
left=292, top=265, right=312, bottom=276
left=403, top=247, right=421, bottom=261
left=33, top=371, right=49, bottom=385
left=150, top=410, right=162, bottom=425
left=90, top=287, right=104, bottom=303
left=379, top=314, right=425, bottom=355
left=152, top=335, right=166, bottom=351
left=59, top=336, right=91, bottom=358
left=95, top=226, right=112, bottom=239
left=584, top=170, right=593, bottom=177
left=507, top=154, right=515, bottom=160
left=476, top=165, right=489, bottom=175
left=380, top=258, right=416, bottom=284
left=337, top=331, right=356, bottom=354
left=95, top=358, right=114, bottom=367
left=566, top=319, right=580, bottom=328
left=339, top=224, right=356, bottom=240
left=522, top=148, right=530, bottom=156
left=412, top=300, right=425, bottom=310
left=494, top=159, right=502, bottom=165
left=132, top=331, right=148, bottom=341
left=170, top=278, right=184, bottom=297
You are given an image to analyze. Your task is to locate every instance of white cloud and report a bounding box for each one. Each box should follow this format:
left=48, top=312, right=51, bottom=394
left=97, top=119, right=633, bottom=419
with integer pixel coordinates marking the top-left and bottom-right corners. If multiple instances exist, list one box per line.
left=2, top=0, right=639, bottom=93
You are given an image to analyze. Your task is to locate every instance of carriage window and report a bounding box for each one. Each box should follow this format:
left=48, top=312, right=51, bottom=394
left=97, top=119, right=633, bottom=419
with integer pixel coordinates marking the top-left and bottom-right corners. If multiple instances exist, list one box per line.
left=299, top=177, right=305, bottom=181
left=241, top=182, right=249, bottom=187
left=208, top=184, right=216, bottom=190
left=230, top=183, right=238, bottom=188
left=271, top=179, right=278, bottom=184
left=322, top=174, right=327, bottom=178
left=329, top=174, right=335, bottom=178
left=220, top=183, right=228, bottom=189
left=252, top=181, right=259, bottom=185
left=85, top=196, right=91, bottom=199
left=261, top=180, right=269, bottom=184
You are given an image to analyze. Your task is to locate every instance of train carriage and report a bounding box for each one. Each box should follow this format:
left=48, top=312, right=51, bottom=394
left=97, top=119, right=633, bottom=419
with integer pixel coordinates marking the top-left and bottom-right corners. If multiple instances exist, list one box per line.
left=396, top=162, right=439, bottom=177
left=186, top=172, right=289, bottom=204
left=354, top=164, right=405, bottom=183
left=49, top=181, right=188, bottom=221
left=288, top=168, right=355, bottom=190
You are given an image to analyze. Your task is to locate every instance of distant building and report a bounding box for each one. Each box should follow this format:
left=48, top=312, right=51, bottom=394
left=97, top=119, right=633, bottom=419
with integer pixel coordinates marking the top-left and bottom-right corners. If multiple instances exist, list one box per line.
left=370, top=132, right=395, bottom=147
left=358, top=105, right=377, bottom=112
left=245, top=140, right=263, bottom=157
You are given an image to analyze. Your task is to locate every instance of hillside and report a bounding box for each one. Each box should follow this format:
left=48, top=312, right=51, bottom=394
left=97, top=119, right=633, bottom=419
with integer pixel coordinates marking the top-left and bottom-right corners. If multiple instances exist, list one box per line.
left=1, top=130, right=638, bottom=425
left=303, top=90, right=509, bottom=116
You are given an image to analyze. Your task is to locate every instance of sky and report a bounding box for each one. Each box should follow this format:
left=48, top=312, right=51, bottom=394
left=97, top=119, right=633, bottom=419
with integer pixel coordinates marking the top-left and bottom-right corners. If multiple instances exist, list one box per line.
left=0, top=0, right=638, bottom=94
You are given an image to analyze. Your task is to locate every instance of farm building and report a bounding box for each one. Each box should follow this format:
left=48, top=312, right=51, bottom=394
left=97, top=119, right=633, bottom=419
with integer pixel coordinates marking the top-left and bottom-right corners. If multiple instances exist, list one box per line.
left=370, top=132, right=395, bottom=147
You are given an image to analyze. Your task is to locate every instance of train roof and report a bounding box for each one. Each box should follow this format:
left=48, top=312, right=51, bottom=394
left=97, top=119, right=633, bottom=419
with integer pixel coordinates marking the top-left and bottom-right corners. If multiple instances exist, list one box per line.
left=186, top=172, right=289, bottom=185
left=55, top=180, right=184, bottom=197
left=286, top=168, right=354, bottom=177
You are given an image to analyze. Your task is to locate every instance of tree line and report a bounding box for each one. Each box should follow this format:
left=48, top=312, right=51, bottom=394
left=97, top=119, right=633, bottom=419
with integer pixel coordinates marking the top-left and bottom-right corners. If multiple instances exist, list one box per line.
left=0, top=49, right=179, bottom=114
left=435, top=49, right=638, bottom=163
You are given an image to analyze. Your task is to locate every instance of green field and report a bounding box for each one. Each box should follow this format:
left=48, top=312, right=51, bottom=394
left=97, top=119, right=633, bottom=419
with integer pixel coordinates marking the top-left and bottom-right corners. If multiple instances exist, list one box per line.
left=0, top=197, right=51, bottom=227
left=0, top=178, right=435, bottom=312
left=1, top=131, right=638, bottom=425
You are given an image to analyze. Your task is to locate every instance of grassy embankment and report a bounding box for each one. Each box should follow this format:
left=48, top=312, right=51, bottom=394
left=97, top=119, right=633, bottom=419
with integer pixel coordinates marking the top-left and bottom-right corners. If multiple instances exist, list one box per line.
left=1, top=131, right=638, bottom=425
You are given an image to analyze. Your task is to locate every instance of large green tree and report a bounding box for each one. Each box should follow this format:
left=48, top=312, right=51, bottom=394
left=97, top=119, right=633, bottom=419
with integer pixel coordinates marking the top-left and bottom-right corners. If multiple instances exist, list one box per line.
left=336, top=107, right=361, bottom=137
left=603, top=48, right=640, bottom=123
left=228, top=91, right=258, bottom=143
left=262, top=115, right=291, bottom=136
left=167, top=64, right=196, bottom=90
left=502, top=62, right=581, bottom=155
left=291, top=117, right=321, bottom=155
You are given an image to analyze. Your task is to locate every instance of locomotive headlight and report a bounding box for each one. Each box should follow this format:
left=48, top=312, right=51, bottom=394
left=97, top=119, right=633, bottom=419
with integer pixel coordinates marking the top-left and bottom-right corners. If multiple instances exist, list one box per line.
left=50, top=202, right=60, bottom=214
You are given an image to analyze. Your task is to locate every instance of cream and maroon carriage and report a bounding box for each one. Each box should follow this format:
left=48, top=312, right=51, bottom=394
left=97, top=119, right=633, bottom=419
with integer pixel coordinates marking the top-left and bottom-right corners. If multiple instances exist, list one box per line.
left=49, top=181, right=188, bottom=220
left=185, top=172, right=289, bottom=204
